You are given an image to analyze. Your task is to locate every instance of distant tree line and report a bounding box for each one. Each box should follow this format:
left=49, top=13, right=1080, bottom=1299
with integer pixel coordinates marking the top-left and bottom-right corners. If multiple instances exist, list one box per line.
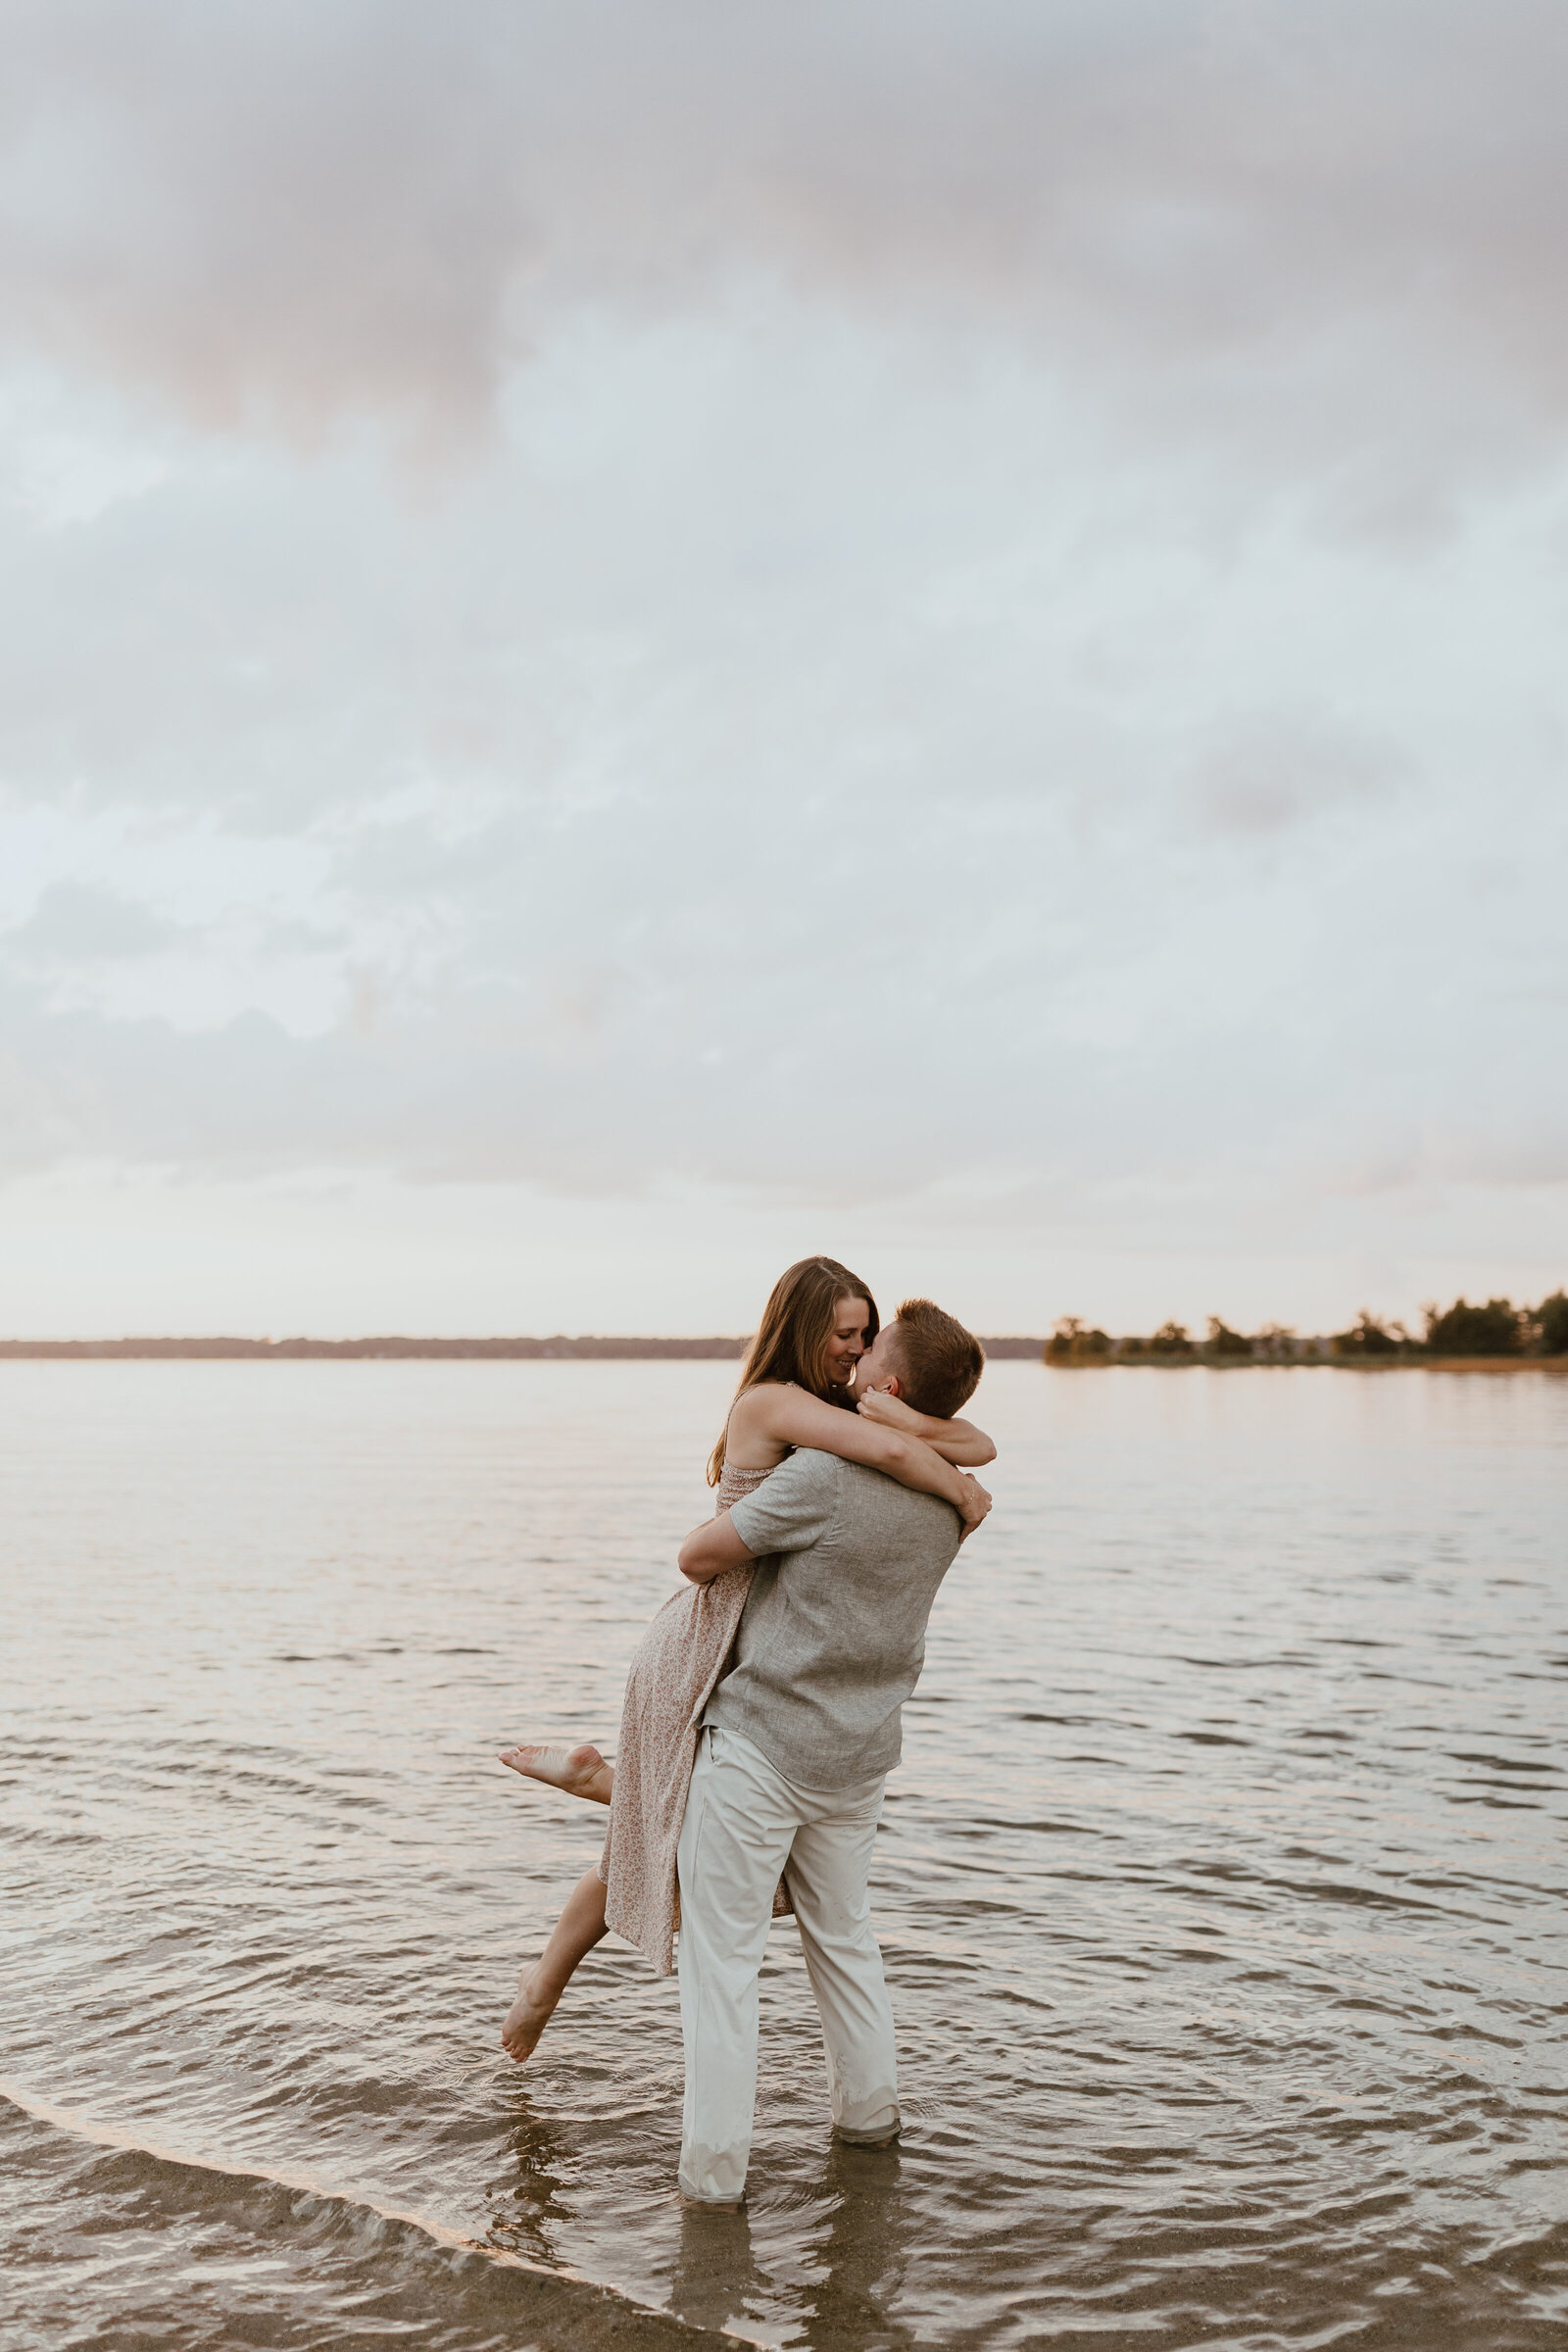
left=3, top=1307, right=1560, bottom=1367
left=1044, top=1294, right=1568, bottom=1365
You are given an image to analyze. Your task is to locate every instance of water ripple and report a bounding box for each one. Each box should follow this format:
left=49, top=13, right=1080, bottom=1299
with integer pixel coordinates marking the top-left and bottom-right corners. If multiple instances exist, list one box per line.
left=1, top=1359, right=1565, bottom=2348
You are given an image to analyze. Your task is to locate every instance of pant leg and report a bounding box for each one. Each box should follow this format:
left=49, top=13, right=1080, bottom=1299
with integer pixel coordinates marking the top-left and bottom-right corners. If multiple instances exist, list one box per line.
left=785, top=1775, right=900, bottom=2143
left=675, top=1727, right=801, bottom=2202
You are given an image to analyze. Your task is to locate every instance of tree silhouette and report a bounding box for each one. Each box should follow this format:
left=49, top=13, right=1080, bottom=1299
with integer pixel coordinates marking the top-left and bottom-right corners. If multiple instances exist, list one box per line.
left=1533, top=1292, right=1568, bottom=1355
left=1045, top=1316, right=1113, bottom=1364
left=1331, top=1313, right=1401, bottom=1358
left=1424, top=1298, right=1522, bottom=1355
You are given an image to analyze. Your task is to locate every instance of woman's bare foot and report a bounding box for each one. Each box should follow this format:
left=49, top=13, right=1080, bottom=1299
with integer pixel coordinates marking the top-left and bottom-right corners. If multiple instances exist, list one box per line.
left=498, top=1741, right=613, bottom=1805
left=496, top=1864, right=609, bottom=2066
left=501, top=1966, right=558, bottom=2062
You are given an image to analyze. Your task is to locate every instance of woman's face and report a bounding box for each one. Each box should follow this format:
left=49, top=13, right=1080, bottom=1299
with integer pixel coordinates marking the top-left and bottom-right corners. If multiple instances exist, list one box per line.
left=823, top=1297, right=873, bottom=1388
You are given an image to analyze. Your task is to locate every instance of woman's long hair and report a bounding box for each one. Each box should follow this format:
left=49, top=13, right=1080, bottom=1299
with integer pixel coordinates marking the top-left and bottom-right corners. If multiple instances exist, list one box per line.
left=707, top=1256, right=879, bottom=1486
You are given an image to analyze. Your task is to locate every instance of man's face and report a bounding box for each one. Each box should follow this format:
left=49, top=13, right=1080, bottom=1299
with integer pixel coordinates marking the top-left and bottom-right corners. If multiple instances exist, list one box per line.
left=853, top=1324, right=904, bottom=1397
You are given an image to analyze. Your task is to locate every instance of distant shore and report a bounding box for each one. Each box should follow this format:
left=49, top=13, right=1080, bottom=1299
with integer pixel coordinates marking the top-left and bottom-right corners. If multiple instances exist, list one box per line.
left=0, top=1333, right=1048, bottom=1361
left=1043, top=1353, right=1568, bottom=1375
left=0, top=1335, right=1563, bottom=1371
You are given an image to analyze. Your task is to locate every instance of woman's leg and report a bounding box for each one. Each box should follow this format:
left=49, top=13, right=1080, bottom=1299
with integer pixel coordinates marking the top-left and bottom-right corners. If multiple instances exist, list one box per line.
left=501, top=1865, right=611, bottom=2061
left=499, top=1742, right=614, bottom=1804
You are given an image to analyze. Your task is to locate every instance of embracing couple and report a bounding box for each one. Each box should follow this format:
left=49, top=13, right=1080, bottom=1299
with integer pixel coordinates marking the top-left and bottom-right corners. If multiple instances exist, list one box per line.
left=498, top=1255, right=996, bottom=2205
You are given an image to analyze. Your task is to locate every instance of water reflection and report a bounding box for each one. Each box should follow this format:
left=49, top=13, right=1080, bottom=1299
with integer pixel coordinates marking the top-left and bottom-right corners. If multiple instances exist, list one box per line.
left=0, top=1361, right=1563, bottom=2350
left=484, top=2098, right=580, bottom=2267
left=668, top=2200, right=776, bottom=2338
left=665, top=2141, right=918, bottom=2351
left=797, top=2143, right=919, bottom=2352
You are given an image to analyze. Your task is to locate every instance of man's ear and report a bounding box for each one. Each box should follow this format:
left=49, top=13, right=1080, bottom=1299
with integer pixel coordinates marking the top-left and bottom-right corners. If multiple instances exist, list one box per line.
left=882, top=1374, right=903, bottom=1397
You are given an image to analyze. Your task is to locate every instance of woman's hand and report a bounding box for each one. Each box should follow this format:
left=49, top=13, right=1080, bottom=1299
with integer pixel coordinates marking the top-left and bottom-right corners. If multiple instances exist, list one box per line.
left=858, top=1383, right=998, bottom=1468
left=956, top=1473, right=993, bottom=1543
left=857, top=1384, right=921, bottom=1432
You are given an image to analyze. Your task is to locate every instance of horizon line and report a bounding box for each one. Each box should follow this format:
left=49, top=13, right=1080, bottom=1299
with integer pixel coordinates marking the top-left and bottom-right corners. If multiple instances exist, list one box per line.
left=0, top=1333, right=1050, bottom=1360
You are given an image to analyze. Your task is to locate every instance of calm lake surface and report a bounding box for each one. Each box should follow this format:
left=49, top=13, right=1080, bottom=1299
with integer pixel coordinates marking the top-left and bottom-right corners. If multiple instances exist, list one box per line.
left=2, top=1361, right=1565, bottom=2352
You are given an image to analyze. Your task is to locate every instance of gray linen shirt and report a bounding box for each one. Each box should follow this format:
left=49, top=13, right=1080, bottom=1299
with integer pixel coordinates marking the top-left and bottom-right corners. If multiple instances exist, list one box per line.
left=705, top=1447, right=962, bottom=1788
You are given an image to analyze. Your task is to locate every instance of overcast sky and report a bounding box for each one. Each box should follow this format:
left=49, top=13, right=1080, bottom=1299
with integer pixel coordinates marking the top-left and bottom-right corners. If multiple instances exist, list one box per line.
left=1, top=1, right=1564, bottom=1337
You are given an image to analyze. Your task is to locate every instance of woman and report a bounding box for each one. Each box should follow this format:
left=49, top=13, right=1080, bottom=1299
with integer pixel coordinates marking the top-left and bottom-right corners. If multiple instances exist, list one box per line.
left=498, top=1255, right=995, bottom=2061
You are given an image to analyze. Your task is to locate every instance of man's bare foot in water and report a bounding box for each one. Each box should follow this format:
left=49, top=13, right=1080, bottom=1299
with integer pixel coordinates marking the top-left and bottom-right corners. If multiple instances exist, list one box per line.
left=501, top=1966, right=558, bottom=2062
left=498, top=1742, right=613, bottom=1805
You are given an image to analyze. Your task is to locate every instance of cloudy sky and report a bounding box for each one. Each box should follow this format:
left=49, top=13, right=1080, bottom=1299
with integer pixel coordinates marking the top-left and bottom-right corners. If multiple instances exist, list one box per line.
left=1, top=1, right=1564, bottom=1337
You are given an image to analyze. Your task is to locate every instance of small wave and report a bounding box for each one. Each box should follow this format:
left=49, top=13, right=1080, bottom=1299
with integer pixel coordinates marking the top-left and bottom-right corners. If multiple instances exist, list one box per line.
left=0, top=2078, right=754, bottom=2349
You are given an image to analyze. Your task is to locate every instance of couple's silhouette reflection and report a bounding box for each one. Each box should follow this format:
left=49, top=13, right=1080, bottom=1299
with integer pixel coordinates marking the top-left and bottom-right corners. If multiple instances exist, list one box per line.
left=488, top=2096, right=918, bottom=2348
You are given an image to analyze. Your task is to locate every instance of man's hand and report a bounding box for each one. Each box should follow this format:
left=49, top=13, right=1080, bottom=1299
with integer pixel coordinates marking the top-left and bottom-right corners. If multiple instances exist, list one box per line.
left=856, top=1384, right=921, bottom=1433
left=956, top=1473, right=992, bottom=1544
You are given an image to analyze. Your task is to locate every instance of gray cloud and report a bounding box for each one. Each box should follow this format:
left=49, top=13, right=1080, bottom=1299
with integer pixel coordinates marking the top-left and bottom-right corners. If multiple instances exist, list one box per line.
left=2, top=719, right=1563, bottom=1198
left=1189, top=711, right=1411, bottom=837
left=0, top=318, right=1560, bottom=1206
left=0, top=2, right=1564, bottom=1323
left=0, top=3, right=1565, bottom=493
left=4, top=878, right=182, bottom=961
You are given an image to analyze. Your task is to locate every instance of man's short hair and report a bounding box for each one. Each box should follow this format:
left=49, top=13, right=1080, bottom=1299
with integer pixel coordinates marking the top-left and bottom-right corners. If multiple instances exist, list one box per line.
left=886, top=1298, right=985, bottom=1420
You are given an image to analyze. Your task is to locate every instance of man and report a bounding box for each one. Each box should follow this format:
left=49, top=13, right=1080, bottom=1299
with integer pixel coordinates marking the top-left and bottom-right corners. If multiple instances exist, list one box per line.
left=673, top=1297, right=992, bottom=2206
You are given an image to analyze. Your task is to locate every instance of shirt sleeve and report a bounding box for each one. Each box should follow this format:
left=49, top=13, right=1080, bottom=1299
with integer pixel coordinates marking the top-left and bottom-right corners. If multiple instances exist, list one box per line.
left=726, top=1448, right=842, bottom=1560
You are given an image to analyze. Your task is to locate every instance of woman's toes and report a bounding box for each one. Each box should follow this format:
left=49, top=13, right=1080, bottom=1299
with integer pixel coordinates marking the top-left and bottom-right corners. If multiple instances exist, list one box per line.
left=499, top=1741, right=611, bottom=1800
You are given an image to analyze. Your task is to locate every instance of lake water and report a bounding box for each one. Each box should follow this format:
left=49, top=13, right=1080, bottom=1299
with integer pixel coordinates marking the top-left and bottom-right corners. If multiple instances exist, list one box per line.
left=1, top=1360, right=1564, bottom=2351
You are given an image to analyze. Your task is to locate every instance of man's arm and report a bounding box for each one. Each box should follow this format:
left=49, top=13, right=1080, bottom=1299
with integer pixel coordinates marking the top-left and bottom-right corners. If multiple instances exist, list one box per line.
left=678, top=1513, right=758, bottom=1585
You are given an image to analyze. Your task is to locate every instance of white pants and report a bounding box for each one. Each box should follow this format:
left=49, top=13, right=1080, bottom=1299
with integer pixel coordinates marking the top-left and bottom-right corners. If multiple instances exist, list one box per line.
left=675, top=1724, right=899, bottom=2203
